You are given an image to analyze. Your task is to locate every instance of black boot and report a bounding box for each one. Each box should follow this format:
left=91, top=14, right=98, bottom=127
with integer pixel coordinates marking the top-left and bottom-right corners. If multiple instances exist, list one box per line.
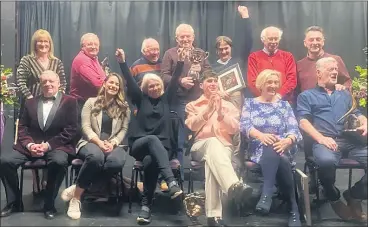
left=228, top=181, right=253, bottom=205
left=288, top=211, right=302, bottom=227
left=255, top=194, right=273, bottom=215
left=0, top=202, right=23, bottom=218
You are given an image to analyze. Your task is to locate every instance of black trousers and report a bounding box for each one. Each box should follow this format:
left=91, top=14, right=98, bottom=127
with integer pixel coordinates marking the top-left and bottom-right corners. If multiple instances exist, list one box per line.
left=0, top=150, right=71, bottom=210
left=258, top=145, right=298, bottom=212
left=130, top=135, right=175, bottom=207
left=76, top=143, right=126, bottom=189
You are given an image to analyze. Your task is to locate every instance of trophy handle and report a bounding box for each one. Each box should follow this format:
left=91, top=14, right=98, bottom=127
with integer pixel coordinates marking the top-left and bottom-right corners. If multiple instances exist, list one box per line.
left=204, top=52, right=209, bottom=60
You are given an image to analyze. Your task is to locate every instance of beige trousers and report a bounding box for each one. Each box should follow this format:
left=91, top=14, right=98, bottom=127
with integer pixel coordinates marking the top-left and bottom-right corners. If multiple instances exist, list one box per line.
left=191, top=137, right=240, bottom=218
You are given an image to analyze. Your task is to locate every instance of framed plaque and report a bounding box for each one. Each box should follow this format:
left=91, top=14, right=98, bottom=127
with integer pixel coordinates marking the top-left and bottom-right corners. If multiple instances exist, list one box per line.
left=217, top=63, right=245, bottom=94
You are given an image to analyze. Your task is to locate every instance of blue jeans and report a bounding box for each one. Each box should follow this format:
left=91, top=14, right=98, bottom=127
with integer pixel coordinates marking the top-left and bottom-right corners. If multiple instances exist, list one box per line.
left=313, top=138, right=367, bottom=201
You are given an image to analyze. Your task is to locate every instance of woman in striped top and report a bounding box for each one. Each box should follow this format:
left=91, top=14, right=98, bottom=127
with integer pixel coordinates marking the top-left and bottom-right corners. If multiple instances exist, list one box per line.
left=16, top=29, right=67, bottom=99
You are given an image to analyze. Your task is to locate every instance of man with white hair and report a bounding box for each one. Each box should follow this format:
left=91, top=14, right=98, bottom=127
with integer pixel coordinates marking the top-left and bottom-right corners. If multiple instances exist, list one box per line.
left=161, top=24, right=211, bottom=175
left=130, top=38, right=161, bottom=86
left=297, top=57, right=367, bottom=222
left=247, top=26, right=297, bottom=103
left=70, top=33, right=106, bottom=109
left=296, top=26, right=351, bottom=93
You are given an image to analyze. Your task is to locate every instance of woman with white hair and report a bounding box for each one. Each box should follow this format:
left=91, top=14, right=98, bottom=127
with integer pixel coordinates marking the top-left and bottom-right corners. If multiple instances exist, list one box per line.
left=115, top=48, right=187, bottom=224
left=240, top=69, right=302, bottom=227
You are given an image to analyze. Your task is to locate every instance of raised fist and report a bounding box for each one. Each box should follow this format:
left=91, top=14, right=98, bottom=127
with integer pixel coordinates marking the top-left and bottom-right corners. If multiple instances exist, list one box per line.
left=238, top=6, right=249, bottom=18
left=115, top=48, right=125, bottom=63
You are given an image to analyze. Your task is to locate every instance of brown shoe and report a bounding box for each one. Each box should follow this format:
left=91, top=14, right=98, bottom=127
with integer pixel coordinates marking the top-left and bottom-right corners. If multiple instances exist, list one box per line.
left=343, top=190, right=367, bottom=222
left=330, top=199, right=353, bottom=221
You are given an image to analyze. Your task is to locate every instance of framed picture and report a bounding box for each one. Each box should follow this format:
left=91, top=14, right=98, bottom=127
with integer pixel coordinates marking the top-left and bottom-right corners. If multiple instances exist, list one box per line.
left=217, top=63, right=245, bottom=94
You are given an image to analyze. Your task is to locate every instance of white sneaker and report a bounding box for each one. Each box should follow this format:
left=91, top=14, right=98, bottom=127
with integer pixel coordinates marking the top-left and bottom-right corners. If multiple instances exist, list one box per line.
left=61, top=184, right=76, bottom=202
left=67, top=198, right=81, bottom=220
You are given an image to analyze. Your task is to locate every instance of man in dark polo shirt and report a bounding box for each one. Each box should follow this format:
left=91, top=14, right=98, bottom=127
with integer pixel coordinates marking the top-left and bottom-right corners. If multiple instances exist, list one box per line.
left=296, top=26, right=352, bottom=94
left=297, top=57, right=367, bottom=222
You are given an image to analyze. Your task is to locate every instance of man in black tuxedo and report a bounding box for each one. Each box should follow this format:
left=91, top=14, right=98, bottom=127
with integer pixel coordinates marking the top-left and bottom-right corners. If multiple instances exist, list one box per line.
left=0, top=70, right=78, bottom=219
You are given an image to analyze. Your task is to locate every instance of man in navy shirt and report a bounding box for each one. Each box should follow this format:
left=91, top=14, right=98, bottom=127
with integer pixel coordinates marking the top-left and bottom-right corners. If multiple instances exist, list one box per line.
left=297, top=57, right=367, bottom=222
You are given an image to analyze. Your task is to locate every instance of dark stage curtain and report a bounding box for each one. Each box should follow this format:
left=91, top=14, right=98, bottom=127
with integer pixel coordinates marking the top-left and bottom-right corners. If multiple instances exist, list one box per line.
left=18, top=1, right=368, bottom=89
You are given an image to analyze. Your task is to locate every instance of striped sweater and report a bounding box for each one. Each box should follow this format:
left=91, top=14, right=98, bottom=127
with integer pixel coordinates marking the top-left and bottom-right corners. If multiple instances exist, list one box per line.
left=16, top=55, right=67, bottom=99
left=130, top=56, right=161, bottom=86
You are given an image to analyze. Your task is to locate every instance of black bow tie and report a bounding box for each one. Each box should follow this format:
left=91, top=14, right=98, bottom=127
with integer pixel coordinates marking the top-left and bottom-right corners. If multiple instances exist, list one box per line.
left=42, top=96, right=56, bottom=101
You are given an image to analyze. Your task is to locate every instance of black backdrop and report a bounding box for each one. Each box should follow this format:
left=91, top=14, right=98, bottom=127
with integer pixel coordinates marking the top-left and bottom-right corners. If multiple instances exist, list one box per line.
left=18, top=1, right=368, bottom=90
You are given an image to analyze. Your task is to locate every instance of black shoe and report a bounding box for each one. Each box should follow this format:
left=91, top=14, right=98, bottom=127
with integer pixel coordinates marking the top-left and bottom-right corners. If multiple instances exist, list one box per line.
left=0, top=202, right=23, bottom=218
left=168, top=181, right=183, bottom=199
left=255, top=194, right=272, bottom=215
left=207, top=217, right=228, bottom=227
left=44, top=208, right=57, bottom=220
left=137, top=206, right=151, bottom=225
left=228, top=182, right=253, bottom=205
left=288, top=212, right=302, bottom=227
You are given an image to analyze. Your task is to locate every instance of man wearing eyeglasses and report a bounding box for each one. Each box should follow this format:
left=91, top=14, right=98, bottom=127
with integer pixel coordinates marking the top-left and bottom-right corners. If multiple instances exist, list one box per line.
left=247, top=26, right=297, bottom=104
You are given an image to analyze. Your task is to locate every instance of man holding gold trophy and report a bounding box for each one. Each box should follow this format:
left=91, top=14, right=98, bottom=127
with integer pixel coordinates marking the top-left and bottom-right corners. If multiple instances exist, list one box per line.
left=161, top=24, right=211, bottom=179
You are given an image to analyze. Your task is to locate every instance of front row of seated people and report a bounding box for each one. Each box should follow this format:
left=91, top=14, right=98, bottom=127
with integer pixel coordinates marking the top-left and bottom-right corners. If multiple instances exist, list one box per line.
left=0, top=56, right=367, bottom=225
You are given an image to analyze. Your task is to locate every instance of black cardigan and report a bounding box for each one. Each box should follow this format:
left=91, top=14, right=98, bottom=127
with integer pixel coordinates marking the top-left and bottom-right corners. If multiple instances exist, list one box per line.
left=119, top=61, right=184, bottom=151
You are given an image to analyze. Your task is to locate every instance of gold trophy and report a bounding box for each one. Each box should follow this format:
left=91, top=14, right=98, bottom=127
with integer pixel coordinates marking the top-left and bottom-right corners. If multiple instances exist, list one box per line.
left=183, top=192, right=206, bottom=226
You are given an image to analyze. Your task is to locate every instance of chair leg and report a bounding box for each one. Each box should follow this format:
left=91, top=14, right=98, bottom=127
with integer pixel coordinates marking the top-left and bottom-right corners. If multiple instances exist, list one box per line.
left=69, top=167, right=74, bottom=187
left=73, top=167, right=80, bottom=184
left=35, top=169, right=41, bottom=193
left=128, top=168, right=136, bottom=213
left=115, top=173, right=119, bottom=203
left=348, top=168, right=353, bottom=191
left=314, top=168, right=321, bottom=222
left=65, top=167, right=69, bottom=188
left=120, top=169, right=125, bottom=199
left=19, top=168, right=24, bottom=212
left=179, top=169, right=184, bottom=192
left=187, top=168, right=192, bottom=194
left=139, top=170, right=144, bottom=182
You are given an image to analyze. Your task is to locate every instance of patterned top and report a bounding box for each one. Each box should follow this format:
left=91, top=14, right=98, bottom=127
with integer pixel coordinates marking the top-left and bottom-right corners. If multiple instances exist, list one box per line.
left=16, top=55, right=67, bottom=99
left=240, top=98, right=302, bottom=163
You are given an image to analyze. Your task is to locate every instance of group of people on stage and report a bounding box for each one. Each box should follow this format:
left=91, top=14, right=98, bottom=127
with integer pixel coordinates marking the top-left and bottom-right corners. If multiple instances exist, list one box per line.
left=0, top=5, right=367, bottom=227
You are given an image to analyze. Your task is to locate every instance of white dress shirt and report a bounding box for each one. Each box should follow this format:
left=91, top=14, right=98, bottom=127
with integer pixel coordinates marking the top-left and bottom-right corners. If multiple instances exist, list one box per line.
left=42, top=99, right=54, bottom=126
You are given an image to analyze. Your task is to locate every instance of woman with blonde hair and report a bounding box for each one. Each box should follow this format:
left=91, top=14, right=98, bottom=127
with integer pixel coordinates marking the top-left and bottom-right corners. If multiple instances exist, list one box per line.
left=16, top=29, right=67, bottom=194
left=17, top=29, right=67, bottom=99
left=240, top=69, right=302, bottom=227
left=61, top=72, right=130, bottom=220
